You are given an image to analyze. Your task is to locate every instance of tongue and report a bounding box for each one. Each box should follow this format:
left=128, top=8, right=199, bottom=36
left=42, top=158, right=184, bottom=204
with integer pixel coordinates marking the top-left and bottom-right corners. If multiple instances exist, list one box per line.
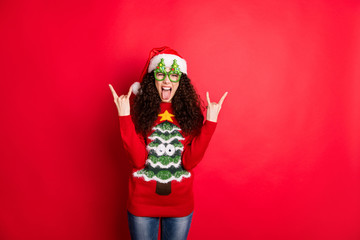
left=162, top=89, right=171, bottom=100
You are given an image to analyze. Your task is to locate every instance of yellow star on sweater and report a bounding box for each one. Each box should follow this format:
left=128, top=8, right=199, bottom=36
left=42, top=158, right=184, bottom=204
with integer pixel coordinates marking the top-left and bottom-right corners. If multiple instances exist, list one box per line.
left=158, top=110, right=174, bottom=122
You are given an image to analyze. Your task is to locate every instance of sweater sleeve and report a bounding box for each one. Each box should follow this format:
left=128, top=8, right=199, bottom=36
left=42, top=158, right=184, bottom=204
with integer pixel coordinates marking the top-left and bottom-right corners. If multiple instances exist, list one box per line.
left=119, top=115, right=147, bottom=169
left=182, top=120, right=217, bottom=171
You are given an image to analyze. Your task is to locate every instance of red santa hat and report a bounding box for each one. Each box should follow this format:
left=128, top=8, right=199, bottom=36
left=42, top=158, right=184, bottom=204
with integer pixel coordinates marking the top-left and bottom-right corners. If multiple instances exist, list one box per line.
left=131, top=46, right=187, bottom=95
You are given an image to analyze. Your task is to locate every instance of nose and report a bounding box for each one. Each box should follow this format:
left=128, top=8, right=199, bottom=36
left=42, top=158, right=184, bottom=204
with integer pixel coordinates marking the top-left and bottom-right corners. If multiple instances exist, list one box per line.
left=163, top=74, right=171, bottom=83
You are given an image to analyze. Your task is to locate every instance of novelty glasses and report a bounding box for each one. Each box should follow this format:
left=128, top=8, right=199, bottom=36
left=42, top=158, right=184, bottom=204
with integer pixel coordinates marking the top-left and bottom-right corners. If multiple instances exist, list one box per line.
left=154, top=58, right=182, bottom=83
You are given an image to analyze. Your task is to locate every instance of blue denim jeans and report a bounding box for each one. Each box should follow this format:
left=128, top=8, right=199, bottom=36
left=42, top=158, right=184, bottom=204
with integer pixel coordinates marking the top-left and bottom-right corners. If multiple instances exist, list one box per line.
left=127, top=210, right=193, bottom=240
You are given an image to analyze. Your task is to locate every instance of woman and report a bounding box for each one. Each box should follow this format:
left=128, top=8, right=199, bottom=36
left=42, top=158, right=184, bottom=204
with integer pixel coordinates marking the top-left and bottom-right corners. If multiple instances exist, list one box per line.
left=109, top=47, right=227, bottom=240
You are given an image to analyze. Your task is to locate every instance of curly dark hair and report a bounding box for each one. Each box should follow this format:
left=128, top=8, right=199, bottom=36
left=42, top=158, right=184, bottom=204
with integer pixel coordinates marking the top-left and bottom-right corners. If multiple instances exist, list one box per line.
left=131, top=72, right=205, bottom=137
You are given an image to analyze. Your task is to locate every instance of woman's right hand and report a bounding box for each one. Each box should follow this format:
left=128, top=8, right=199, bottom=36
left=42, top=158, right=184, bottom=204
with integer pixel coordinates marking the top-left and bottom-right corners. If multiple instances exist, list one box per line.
left=109, top=84, right=132, bottom=116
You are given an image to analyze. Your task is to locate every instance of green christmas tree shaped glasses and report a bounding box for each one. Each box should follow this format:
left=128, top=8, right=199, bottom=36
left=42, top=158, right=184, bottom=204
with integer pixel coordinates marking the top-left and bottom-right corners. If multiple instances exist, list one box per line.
left=154, top=58, right=182, bottom=82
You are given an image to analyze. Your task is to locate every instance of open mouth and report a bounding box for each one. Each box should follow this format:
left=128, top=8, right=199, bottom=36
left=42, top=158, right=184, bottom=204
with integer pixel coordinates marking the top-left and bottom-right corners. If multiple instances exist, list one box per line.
left=161, top=86, right=172, bottom=101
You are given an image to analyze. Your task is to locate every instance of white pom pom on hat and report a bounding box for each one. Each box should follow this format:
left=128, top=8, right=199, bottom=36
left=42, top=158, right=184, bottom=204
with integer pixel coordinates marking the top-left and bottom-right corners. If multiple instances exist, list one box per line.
left=131, top=81, right=141, bottom=95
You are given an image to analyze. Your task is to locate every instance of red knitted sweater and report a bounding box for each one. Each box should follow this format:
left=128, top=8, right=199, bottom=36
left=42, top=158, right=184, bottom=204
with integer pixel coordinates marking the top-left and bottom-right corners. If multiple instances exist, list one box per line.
left=119, top=102, right=217, bottom=217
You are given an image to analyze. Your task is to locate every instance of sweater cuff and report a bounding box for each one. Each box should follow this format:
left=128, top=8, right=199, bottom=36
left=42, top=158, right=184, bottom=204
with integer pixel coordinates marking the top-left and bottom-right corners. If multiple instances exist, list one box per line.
left=119, top=115, right=132, bottom=122
left=119, top=115, right=134, bottom=131
left=202, top=120, right=217, bottom=135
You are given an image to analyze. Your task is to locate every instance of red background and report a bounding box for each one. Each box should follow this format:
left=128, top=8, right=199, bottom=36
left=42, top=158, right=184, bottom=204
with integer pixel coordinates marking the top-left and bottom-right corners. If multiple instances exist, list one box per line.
left=1, top=0, right=360, bottom=239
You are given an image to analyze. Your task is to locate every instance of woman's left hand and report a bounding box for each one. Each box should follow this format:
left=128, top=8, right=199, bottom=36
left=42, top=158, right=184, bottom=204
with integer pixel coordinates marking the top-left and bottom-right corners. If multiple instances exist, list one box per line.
left=206, top=91, right=228, bottom=122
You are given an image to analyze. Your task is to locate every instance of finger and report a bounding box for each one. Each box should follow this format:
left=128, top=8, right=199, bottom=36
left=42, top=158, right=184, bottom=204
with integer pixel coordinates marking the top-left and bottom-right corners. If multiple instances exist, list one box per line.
left=109, top=84, right=119, bottom=99
left=218, top=92, right=228, bottom=106
left=206, top=92, right=211, bottom=106
left=127, top=85, right=132, bottom=98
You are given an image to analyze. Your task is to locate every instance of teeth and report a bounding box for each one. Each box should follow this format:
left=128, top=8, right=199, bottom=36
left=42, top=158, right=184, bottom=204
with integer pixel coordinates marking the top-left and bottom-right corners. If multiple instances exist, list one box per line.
left=162, top=87, right=171, bottom=90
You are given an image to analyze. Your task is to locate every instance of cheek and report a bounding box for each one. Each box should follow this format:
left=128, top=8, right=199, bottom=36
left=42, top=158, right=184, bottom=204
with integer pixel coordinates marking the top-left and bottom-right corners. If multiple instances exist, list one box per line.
left=171, top=86, right=177, bottom=96
left=155, top=81, right=161, bottom=92
left=172, top=84, right=179, bottom=95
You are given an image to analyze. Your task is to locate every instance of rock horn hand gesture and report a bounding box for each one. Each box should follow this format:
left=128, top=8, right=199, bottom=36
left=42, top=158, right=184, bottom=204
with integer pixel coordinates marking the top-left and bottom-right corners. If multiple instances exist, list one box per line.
left=206, top=91, right=228, bottom=122
left=109, top=84, right=132, bottom=116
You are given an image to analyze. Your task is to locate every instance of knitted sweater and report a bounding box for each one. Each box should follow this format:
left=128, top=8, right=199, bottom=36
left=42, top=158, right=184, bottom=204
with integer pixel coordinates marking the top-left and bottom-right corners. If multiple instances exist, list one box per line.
left=119, top=102, right=217, bottom=217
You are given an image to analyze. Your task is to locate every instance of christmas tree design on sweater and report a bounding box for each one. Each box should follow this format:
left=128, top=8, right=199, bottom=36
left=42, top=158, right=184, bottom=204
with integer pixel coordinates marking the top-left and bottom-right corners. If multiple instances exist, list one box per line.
left=133, top=110, right=191, bottom=195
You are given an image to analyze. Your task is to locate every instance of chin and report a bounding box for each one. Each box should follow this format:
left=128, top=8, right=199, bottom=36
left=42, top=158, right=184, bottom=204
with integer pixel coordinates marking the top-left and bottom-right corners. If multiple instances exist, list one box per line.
left=161, top=98, right=172, bottom=103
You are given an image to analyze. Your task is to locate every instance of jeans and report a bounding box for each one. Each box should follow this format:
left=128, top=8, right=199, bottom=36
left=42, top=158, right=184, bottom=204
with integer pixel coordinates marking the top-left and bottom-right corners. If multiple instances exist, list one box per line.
left=127, top=210, right=193, bottom=240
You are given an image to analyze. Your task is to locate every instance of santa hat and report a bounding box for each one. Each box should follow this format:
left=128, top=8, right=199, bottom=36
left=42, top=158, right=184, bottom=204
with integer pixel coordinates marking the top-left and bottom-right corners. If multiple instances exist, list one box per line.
left=131, top=46, right=187, bottom=95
